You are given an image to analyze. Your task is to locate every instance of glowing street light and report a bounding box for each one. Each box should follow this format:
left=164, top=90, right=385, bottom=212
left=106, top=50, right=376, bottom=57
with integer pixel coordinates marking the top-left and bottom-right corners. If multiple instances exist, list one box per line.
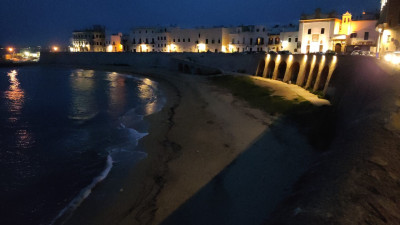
left=8, top=47, right=14, bottom=52
left=52, top=46, right=59, bottom=52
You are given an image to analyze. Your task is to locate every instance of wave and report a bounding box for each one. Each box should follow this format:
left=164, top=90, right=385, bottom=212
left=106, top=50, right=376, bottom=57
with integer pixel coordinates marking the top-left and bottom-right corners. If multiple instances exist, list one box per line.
left=49, top=154, right=113, bottom=225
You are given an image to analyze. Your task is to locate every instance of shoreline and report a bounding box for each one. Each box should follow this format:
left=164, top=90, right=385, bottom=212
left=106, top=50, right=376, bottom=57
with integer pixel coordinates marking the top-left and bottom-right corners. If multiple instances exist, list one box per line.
left=52, top=64, right=321, bottom=225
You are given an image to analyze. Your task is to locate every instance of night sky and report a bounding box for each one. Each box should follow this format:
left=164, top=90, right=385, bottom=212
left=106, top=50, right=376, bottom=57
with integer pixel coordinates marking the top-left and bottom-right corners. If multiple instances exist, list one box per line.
left=0, top=0, right=379, bottom=47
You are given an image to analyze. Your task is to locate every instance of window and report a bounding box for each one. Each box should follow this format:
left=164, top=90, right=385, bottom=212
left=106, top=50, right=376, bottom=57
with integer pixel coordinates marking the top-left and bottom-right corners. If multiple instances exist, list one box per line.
left=321, top=28, right=325, bottom=34
left=218, top=39, right=221, bottom=44
left=178, top=39, right=180, bottom=42
left=212, top=40, right=215, bottom=44
left=288, top=38, right=292, bottom=42
left=256, top=29, right=259, bottom=32
left=198, top=33, right=201, bottom=38
left=364, top=32, right=369, bottom=40
left=152, top=38, right=154, bottom=43
left=146, top=38, right=148, bottom=44
left=295, top=38, right=298, bottom=42
left=206, top=39, right=209, bottom=44
left=133, top=39, right=136, bottom=44
left=243, top=37, right=245, bottom=44
left=350, top=33, right=357, bottom=38
left=183, top=39, right=185, bottom=42
left=164, top=37, right=166, bottom=40
left=250, top=38, right=253, bottom=45
left=173, top=39, right=175, bottom=42
left=232, top=38, right=235, bottom=44
left=188, top=38, right=191, bottom=42
left=308, top=29, right=311, bottom=34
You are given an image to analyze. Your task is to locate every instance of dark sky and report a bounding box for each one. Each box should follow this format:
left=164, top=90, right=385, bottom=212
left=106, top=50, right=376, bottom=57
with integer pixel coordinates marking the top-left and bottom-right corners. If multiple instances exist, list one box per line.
left=0, top=0, right=379, bottom=47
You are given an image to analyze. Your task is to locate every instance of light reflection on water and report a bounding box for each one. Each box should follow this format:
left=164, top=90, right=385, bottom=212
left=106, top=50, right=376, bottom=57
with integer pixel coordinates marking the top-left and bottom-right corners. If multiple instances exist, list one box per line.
left=139, top=78, right=160, bottom=115
left=4, top=70, right=35, bottom=149
left=107, top=72, right=126, bottom=117
left=4, top=70, right=24, bottom=123
left=69, top=70, right=98, bottom=120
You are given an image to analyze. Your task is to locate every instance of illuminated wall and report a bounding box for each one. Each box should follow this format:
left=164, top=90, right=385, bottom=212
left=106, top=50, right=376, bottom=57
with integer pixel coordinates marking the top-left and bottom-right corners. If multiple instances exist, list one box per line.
left=106, top=33, right=123, bottom=52
left=299, top=19, right=339, bottom=53
left=280, top=31, right=299, bottom=53
left=228, top=25, right=269, bottom=53
left=128, top=25, right=268, bottom=53
left=70, top=29, right=106, bottom=52
left=258, top=53, right=338, bottom=95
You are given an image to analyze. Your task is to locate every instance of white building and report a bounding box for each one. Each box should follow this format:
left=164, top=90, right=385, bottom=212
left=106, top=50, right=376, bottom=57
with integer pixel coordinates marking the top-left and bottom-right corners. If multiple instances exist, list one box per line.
left=280, top=31, right=299, bottom=53
left=129, top=27, right=168, bottom=52
left=299, top=11, right=378, bottom=54
left=126, top=25, right=269, bottom=53
left=228, top=25, right=269, bottom=53
left=299, top=18, right=340, bottom=53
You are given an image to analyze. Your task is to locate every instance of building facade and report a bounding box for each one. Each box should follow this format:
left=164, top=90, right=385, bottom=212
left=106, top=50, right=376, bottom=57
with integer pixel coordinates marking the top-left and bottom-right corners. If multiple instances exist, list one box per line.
left=377, top=0, right=400, bottom=54
left=70, top=25, right=106, bottom=52
left=106, top=33, right=123, bottom=52
left=299, top=11, right=378, bottom=54
left=126, top=25, right=269, bottom=53
left=228, top=25, right=269, bottom=53
left=279, top=31, right=299, bottom=53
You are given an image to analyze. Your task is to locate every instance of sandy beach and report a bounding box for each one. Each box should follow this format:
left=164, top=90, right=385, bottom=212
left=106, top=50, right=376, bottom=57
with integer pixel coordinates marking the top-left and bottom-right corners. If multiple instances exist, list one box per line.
left=57, top=67, right=321, bottom=225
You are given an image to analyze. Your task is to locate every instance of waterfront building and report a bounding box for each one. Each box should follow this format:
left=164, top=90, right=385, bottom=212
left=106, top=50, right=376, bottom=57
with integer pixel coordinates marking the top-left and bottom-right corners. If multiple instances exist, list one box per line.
left=228, top=25, right=269, bottom=53
left=129, top=27, right=169, bottom=52
left=106, top=33, right=123, bottom=52
left=377, top=0, right=400, bottom=54
left=299, top=10, right=378, bottom=54
left=279, top=31, right=299, bottom=53
left=267, top=34, right=281, bottom=52
left=127, top=25, right=268, bottom=53
left=70, top=25, right=106, bottom=52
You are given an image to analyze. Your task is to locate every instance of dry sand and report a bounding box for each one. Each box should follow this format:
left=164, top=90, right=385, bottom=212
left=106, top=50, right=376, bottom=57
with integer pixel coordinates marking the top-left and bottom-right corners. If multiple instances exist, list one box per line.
left=61, top=67, right=320, bottom=225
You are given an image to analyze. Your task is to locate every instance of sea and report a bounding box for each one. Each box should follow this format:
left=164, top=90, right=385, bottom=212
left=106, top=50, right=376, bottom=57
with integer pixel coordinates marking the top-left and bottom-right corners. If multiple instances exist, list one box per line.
left=0, top=66, right=165, bottom=225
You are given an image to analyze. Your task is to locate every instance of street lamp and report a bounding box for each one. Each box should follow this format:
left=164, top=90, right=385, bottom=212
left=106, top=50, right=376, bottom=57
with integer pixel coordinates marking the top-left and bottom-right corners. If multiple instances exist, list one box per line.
left=7, top=47, right=15, bottom=60
left=52, top=46, right=59, bottom=52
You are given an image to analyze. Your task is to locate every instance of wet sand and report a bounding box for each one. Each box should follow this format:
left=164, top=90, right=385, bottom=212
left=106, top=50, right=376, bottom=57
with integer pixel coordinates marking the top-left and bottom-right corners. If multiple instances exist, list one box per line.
left=61, top=67, right=320, bottom=225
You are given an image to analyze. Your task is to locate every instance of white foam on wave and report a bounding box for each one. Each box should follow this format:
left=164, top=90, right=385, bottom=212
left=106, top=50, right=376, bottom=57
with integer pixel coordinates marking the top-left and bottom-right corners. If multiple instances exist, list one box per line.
left=49, top=154, right=113, bottom=225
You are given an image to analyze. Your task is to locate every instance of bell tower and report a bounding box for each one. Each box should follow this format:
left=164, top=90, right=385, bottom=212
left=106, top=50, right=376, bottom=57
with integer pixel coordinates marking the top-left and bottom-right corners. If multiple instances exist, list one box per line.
left=341, top=12, right=352, bottom=35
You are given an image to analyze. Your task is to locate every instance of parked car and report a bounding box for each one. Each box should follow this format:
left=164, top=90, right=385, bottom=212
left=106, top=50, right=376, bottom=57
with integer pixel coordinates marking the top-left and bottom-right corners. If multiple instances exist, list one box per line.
left=351, top=50, right=362, bottom=55
left=268, top=51, right=278, bottom=55
left=325, top=50, right=337, bottom=56
left=278, top=50, right=292, bottom=55
left=361, top=51, right=374, bottom=57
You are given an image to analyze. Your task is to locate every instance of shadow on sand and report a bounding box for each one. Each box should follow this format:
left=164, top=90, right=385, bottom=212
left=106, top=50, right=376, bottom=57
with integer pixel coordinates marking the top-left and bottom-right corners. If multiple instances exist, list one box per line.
left=161, top=119, right=318, bottom=225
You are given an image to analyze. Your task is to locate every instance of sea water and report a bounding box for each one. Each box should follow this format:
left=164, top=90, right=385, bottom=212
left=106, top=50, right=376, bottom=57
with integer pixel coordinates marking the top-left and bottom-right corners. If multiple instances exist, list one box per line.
left=0, top=67, right=165, bottom=225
